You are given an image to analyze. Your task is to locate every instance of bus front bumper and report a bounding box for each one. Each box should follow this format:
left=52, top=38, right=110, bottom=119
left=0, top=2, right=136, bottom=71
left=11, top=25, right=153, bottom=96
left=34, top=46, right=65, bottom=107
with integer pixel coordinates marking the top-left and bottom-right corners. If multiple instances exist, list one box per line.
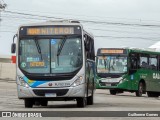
left=17, top=83, right=86, bottom=99
left=96, top=80, right=118, bottom=88
left=96, top=80, right=127, bottom=89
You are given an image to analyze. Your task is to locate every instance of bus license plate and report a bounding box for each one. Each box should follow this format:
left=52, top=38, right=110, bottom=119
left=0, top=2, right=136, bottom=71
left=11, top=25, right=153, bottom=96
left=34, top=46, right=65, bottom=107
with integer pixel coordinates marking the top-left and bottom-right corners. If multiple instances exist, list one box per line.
left=105, top=83, right=111, bottom=86
left=45, top=93, right=56, bottom=97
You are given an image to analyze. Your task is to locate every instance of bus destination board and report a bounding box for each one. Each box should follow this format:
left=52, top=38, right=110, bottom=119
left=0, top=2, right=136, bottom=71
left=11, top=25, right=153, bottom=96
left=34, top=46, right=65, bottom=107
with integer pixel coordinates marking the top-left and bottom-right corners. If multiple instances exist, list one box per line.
left=101, top=49, right=124, bottom=54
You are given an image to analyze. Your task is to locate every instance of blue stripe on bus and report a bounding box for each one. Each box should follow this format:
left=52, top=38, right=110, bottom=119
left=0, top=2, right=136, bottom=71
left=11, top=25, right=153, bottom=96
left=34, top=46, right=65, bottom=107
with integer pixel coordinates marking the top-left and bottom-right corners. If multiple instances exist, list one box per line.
left=23, top=76, right=50, bottom=87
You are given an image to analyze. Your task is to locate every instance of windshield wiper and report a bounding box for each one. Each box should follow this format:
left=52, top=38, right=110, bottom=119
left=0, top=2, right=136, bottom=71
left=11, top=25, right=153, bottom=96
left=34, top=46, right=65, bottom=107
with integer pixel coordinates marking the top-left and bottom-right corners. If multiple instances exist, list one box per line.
left=34, top=39, right=43, bottom=60
left=57, top=36, right=67, bottom=65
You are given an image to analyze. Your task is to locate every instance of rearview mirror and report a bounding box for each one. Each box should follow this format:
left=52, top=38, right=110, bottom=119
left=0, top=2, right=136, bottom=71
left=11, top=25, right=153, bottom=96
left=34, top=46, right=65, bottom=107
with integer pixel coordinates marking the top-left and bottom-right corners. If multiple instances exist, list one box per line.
left=11, top=34, right=17, bottom=53
left=11, top=43, right=16, bottom=53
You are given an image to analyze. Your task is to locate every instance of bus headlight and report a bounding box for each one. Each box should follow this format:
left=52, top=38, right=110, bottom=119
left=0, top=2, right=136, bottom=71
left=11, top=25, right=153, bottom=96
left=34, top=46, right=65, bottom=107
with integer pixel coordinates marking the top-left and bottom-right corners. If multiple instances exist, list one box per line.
left=119, top=78, right=125, bottom=84
left=71, top=76, right=83, bottom=87
left=119, top=80, right=123, bottom=84
left=18, top=76, right=29, bottom=88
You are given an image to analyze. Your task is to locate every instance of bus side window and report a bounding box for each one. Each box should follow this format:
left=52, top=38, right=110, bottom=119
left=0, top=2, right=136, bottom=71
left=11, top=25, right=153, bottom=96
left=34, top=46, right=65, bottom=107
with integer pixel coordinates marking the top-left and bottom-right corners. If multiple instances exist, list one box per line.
left=84, top=35, right=95, bottom=61
left=140, top=56, right=148, bottom=68
left=130, top=53, right=139, bottom=70
left=149, top=57, right=157, bottom=70
left=130, top=57, right=138, bottom=69
left=159, top=56, right=160, bottom=71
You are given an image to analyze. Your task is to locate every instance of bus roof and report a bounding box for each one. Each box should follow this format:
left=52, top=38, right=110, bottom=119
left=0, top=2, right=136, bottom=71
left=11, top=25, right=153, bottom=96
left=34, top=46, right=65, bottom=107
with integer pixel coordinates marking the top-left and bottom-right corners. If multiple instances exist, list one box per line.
left=97, top=48, right=160, bottom=55
left=19, top=20, right=83, bottom=27
left=129, top=48, right=160, bottom=55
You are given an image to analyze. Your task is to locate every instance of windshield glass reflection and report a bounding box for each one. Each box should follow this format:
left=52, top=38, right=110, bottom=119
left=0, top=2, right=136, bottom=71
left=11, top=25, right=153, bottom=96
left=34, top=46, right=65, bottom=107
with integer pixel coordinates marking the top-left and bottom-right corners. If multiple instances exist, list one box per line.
left=97, top=56, right=127, bottom=73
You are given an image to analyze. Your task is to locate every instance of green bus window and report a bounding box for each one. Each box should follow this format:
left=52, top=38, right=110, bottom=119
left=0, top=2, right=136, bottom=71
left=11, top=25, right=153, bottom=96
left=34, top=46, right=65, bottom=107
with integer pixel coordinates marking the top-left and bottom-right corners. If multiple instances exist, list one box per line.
left=140, top=57, right=148, bottom=68
left=159, top=57, right=160, bottom=71
left=130, top=57, right=137, bottom=69
left=149, top=57, right=157, bottom=70
left=130, top=53, right=139, bottom=70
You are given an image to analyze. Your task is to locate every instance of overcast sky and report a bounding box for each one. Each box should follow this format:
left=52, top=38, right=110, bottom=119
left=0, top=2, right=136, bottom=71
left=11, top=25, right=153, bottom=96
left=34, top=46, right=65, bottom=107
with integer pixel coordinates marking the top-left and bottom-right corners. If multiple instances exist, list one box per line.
left=1, top=0, right=160, bottom=55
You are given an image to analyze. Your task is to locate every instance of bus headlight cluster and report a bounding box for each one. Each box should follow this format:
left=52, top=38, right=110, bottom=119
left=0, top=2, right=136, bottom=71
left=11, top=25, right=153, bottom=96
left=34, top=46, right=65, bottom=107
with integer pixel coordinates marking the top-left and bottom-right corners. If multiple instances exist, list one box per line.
left=119, top=80, right=123, bottom=84
left=119, top=78, right=125, bottom=84
left=18, top=76, right=29, bottom=88
left=71, top=76, right=83, bottom=87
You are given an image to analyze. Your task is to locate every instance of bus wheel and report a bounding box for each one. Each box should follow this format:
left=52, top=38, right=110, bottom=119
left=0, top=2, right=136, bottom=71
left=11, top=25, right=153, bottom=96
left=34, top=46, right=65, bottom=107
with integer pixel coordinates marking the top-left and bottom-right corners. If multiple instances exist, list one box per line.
left=40, top=100, right=48, bottom=106
left=24, top=99, right=34, bottom=108
left=110, top=90, right=117, bottom=95
left=87, top=90, right=94, bottom=105
left=136, top=82, right=143, bottom=97
left=77, top=97, right=87, bottom=108
left=147, top=92, right=159, bottom=97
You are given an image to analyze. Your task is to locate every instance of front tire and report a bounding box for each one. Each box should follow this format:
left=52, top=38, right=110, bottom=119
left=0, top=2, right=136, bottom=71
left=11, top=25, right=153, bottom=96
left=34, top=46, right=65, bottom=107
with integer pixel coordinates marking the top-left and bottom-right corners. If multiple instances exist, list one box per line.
left=110, top=90, right=117, bottom=95
left=77, top=97, right=87, bottom=108
left=87, top=91, right=94, bottom=105
left=136, top=82, right=143, bottom=97
left=24, top=99, right=34, bottom=108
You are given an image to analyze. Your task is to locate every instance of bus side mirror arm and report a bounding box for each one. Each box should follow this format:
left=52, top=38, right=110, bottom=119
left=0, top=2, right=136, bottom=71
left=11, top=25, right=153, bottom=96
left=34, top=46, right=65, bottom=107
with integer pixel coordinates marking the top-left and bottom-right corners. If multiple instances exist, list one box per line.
left=11, top=34, right=17, bottom=53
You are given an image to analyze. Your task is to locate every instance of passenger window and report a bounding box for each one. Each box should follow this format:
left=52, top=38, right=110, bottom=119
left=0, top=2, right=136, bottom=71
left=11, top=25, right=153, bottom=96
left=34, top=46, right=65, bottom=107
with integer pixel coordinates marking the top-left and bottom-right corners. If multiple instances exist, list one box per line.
left=149, top=57, right=157, bottom=70
left=159, top=57, right=160, bottom=70
left=84, top=35, right=95, bottom=61
left=130, top=57, right=137, bottom=69
left=140, top=57, right=148, bottom=68
left=130, top=53, right=138, bottom=70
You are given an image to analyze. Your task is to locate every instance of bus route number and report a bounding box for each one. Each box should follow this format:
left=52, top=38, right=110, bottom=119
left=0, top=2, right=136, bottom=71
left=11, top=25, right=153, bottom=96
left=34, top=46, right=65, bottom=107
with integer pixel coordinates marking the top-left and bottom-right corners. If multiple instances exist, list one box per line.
left=30, top=62, right=45, bottom=67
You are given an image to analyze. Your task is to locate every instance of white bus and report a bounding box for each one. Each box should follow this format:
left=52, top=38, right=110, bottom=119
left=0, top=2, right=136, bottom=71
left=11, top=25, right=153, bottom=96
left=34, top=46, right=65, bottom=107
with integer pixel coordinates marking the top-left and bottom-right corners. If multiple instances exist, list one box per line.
left=11, top=20, right=95, bottom=108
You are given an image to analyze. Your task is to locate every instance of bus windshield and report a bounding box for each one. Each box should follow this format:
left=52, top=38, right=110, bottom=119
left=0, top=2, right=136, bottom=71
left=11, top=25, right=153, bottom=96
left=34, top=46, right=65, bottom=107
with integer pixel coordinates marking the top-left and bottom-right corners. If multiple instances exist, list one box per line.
left=97, top=56, right=127, bottom=73
left=19, top=36, right=82, bottom=74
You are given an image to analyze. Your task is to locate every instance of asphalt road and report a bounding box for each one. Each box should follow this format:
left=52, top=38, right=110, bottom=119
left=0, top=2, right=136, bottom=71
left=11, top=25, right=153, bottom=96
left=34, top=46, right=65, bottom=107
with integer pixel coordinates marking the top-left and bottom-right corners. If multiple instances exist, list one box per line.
left=0, top=80, right=160, bottom=120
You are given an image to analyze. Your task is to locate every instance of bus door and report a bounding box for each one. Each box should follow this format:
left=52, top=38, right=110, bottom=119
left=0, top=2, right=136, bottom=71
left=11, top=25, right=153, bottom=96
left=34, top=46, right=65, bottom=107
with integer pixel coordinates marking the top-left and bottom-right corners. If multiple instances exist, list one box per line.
left=129, top=53, right=139, bottom=90
left=85, top=35, right=95, bottom=96
left=86, top=60, right=95, bottom=94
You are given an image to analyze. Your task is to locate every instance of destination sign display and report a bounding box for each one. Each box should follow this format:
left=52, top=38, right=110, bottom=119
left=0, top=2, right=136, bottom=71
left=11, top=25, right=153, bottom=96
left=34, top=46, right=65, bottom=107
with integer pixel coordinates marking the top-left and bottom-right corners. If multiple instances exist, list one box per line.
left=101, top=49, right=124, bottom=54
left=97, top=48, right=127, bottom=55
left=27, top=27, right=74, bottom=35
left=30, top=62, right=45, bottom=67
left=19, top=26, right=81, bottom=36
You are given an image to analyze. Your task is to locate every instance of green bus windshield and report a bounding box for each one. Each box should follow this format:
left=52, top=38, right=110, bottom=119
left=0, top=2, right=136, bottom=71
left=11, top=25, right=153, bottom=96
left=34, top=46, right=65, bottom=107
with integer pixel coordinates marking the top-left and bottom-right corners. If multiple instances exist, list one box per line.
left=97, top=56, right=127, bottom=74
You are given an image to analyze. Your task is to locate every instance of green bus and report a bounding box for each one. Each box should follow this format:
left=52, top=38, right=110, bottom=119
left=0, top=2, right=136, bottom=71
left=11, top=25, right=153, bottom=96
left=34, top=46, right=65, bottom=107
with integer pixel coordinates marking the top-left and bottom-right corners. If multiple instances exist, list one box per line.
left=96, top=48, right=160, bottom=97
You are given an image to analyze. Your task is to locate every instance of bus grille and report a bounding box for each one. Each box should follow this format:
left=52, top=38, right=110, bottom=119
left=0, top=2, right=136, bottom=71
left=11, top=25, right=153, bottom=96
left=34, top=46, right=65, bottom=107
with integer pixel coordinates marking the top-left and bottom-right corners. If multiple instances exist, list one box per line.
left=99, top=82, right=118, bottom=87
left=33, top=89, right=69, bottom=96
